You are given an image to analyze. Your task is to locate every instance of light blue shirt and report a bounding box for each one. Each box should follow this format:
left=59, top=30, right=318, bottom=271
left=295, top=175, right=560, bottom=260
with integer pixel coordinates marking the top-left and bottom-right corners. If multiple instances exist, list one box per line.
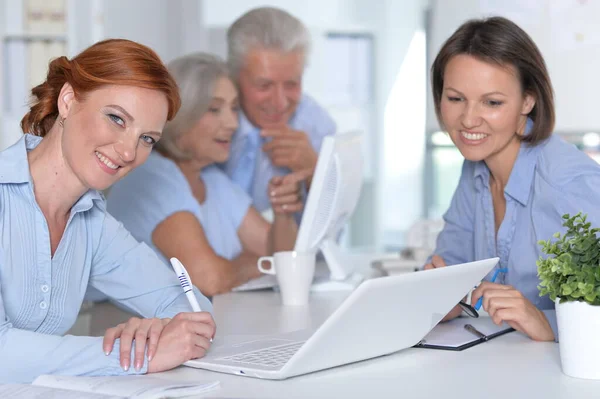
left=0, top=135, right=212, bottom=383
left=108, top=152, right=252, bottom=262
left=434, top=133, right=600, bottom=337
left=221, top=94, right=336, bottom=212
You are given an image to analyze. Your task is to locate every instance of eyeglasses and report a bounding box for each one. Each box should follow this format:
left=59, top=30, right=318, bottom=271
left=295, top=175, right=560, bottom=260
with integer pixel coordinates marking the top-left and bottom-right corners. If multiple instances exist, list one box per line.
left=459, top=267, right=508, bottom=318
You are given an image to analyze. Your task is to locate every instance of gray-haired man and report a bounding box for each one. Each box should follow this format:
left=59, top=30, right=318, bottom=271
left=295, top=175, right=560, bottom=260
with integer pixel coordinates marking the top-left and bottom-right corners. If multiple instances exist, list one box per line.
left=221, top=7, right=336, bottom=215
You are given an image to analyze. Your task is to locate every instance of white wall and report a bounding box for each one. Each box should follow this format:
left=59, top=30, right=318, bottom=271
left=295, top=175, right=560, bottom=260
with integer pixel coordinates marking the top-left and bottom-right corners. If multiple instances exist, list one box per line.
left=101, top=0, right=205, bottom=63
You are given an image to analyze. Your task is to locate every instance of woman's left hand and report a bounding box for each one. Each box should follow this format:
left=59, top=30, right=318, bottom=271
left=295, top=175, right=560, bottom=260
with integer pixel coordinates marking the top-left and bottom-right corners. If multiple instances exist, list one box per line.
left=268, top=169, right=312, bottom=215
left=471, top=282, right=554, bottom=341
left=103, top=317, right=171, bottom=371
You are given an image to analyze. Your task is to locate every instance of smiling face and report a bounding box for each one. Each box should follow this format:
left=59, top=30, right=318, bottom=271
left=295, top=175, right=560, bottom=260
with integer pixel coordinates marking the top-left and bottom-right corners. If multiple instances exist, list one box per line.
left=177, top=76, right=239, bottom=165
left=440, top=54, right=535, bottom=164
left=237, top=48, right=303, bottom=128
left=58, top=83, right=169, bottom=191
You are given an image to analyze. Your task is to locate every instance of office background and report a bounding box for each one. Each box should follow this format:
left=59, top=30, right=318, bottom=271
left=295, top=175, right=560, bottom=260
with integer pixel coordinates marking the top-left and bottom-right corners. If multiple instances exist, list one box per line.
left=1, top=0, right=599, bottom=253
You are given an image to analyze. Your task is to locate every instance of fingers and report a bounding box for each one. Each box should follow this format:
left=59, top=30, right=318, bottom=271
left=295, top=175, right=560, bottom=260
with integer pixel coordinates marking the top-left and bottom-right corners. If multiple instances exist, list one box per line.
left=103, top=323, right=125, bottom=355
left=262, top=138, right=298, bottom=152
left=486, top=296, right=524, bottom=322
left=132, top=318, right=162, bottom=370
left=269, top=175, right=285, bottom=187
left=173, top=312, right=216, bottom=339
left=470, top=282, right=514, bottom=307
left=273, top=202, right=303, bottom=214
left=147, top=320, right=163, bottom=362
left=282, top=168, right=313, bottom=185
left=119, top=318, right=142, bottom=371
left=187, top=316, right=217, bottom=341
left=431, top=255, right=446, bottom=268
left=260, top=128, right=288, bottom=139
left=271, top=193, right=300, bottom=206
left=424, top=255, right=445, bottom=270
left=133, top=326, right=150, bottom=371
left=270, top=180, right=300, bottom=196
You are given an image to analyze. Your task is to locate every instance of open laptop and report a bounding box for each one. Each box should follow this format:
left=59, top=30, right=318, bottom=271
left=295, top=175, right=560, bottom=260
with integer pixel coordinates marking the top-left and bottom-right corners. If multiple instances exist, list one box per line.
left=185, top=257, right=499, bottom=379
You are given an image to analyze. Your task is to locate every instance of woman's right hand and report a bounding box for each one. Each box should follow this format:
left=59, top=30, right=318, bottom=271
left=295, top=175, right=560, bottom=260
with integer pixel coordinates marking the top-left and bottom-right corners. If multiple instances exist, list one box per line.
left=424, top=255, right=463, bottom=321
left=268, top=169, right=312, bottom=215
left=147, top=312, right=216, bottom=373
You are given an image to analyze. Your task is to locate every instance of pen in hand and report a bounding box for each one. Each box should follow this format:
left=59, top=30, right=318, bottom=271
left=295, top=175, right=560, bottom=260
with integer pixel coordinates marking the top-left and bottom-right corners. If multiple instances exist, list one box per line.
left=474, top=267, right=508, bottom=310
left=464, top=324, right=488, bottom=341
left=170, top=257, right=213, bottom=343
left=170, top=257, right=202, bottom=311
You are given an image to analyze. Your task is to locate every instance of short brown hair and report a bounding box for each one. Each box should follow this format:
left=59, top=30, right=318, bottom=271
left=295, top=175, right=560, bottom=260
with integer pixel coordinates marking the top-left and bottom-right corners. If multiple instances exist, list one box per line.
left=431, top=16, right=554, bottom=145
left=21, top=39, right=181, bottom=137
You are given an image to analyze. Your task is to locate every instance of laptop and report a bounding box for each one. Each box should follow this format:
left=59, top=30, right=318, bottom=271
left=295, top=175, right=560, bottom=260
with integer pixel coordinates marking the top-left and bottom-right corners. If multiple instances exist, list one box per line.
left=185, top=257, right=499, bottom=379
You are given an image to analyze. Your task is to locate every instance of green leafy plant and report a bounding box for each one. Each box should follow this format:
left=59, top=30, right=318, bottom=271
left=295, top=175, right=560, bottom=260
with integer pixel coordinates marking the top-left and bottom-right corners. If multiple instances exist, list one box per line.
left=537, top=212, right=600, bottom=305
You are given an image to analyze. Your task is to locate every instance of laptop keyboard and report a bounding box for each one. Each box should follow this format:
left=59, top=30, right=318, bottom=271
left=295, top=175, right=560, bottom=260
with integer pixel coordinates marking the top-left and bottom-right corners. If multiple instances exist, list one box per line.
left=218, top=341, right=305, bottom=368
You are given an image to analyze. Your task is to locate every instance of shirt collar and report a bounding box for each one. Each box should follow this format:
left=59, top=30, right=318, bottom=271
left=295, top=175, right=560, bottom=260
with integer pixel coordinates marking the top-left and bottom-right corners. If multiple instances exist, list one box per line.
left=0, top=134, right=104, bottom=211
left=504, top=142, right=538, bottom=206
left=0, top=134, right=38, bottom=183
left=472, top=119, right=539, bottom=205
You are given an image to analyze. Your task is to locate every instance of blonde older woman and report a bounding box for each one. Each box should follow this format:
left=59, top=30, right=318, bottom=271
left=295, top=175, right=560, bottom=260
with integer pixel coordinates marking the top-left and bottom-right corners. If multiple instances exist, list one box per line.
left=108, top=53, right=306, bottom=297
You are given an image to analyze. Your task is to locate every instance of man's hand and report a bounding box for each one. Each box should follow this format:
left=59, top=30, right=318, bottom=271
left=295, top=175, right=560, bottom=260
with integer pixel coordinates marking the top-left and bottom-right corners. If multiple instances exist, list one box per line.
left=261, top=128, right=318, bottom=176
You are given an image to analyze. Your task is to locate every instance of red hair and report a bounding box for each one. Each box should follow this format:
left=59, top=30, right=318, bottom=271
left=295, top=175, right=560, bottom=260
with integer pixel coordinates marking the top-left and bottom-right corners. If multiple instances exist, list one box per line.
left=21, top=39, right=181, bottom=136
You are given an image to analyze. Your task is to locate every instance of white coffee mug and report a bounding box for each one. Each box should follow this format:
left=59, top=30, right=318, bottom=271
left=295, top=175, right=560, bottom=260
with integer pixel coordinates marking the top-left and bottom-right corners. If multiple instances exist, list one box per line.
left=257, top=251, right=316, bottom=306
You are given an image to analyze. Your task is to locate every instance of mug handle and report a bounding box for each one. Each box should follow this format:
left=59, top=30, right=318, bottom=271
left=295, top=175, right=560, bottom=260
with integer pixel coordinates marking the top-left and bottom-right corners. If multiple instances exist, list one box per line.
left=257, top=256, right=276, bottom=275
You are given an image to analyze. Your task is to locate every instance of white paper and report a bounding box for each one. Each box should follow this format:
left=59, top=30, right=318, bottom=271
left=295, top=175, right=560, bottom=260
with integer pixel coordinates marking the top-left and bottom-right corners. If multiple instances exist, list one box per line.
left=33, top=375, right=219, bottom=399
left=0, top=383, right=119, bottom=399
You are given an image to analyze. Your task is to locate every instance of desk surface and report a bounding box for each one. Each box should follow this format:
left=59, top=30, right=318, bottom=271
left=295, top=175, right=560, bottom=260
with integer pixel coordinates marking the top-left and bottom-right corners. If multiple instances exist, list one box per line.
left=159, top=290, right=600, bottom=399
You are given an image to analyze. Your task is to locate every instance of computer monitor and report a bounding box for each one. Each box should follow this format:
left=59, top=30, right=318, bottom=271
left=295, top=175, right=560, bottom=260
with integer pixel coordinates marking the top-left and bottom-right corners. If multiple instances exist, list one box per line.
left=294, top=131, right=364, bottom=290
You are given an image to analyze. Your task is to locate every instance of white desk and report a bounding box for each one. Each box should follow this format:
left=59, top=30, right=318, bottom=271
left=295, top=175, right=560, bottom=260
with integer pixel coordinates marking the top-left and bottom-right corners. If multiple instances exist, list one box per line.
left=158, top=290, right=600, bottom=399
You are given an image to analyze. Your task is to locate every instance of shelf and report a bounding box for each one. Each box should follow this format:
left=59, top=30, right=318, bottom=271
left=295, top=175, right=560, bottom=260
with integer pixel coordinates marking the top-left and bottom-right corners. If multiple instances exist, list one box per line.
left=3, top=33, right=67, bottom=42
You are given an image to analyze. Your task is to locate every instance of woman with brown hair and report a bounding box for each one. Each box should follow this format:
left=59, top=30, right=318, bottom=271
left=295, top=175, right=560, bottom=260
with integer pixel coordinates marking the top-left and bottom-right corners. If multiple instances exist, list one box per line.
left=0, top=39, right=214, bottom=383
left=424, top=17, right=600, bottom=341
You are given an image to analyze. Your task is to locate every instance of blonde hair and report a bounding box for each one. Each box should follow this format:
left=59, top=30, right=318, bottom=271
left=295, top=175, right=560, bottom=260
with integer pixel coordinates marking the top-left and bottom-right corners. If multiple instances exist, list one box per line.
left=156, top=53, right=229, bottom=160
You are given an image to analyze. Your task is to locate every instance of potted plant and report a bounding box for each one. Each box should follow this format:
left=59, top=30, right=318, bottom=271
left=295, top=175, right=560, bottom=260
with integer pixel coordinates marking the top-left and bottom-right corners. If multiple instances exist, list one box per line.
left=537, top=212, right=600, bottom=380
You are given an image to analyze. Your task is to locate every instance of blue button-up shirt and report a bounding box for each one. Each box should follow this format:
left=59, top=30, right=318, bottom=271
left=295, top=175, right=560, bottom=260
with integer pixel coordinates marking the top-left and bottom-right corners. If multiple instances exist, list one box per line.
left=434, top=133, right=600, bottom=336
left=108, top=152, right=251, bottom=263
left=221, top=94, right=336, bottom=212
left=0, top=135, right=212, bottom=383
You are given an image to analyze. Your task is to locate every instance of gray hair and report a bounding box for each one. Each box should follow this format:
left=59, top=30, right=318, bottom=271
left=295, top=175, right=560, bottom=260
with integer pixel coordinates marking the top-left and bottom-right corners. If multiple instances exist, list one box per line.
left=156, top=53, right=229, bottom=160
left=227, top=7, right=311, bottom=79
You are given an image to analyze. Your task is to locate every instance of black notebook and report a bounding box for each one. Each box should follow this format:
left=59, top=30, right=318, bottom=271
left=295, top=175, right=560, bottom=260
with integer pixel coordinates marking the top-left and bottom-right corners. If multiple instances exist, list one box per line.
left=415, top=316, right=515, bottom=351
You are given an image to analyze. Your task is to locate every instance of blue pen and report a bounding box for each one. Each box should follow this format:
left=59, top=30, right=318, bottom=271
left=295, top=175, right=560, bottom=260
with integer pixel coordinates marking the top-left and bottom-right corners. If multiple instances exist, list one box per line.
left=474, top=267, right=508, bottom=310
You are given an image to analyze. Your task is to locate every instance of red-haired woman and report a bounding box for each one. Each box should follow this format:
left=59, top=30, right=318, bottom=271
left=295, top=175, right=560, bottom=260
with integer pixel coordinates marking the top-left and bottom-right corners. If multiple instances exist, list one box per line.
left=0, top=39, right=214, bottom=382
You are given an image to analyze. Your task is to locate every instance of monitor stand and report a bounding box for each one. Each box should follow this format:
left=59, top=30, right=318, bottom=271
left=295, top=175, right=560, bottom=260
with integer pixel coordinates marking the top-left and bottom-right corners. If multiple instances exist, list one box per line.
left=309, top=239, right=365, bottom=292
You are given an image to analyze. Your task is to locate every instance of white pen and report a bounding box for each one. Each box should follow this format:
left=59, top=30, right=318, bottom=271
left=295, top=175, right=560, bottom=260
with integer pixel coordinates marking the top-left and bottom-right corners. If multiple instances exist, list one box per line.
left=170, top=257, right=202, bottom=312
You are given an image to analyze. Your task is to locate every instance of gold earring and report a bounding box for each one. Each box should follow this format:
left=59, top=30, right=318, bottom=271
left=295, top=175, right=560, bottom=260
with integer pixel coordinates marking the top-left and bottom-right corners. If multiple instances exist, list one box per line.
left=58, top=116, right=65, bottom=127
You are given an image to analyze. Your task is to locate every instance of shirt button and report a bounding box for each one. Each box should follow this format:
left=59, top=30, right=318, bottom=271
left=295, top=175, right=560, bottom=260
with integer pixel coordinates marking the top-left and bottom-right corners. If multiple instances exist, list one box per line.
left=41, top=285, right=49, bottom=293
left=40, top=301, right=47, bottom=309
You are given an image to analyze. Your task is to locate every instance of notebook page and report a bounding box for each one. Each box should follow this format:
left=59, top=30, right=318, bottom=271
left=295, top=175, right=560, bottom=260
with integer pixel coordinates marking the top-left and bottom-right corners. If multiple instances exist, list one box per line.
left=0, top=383, right=120, bottom=399
left=420, top=316, right=512, bottom=348
left=33, top=375, right=219, bottom=399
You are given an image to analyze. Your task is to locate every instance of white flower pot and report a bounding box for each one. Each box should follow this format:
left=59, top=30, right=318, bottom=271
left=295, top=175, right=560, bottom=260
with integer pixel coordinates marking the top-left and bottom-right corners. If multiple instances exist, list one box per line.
left=556, top=299, right=600, bottom=379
